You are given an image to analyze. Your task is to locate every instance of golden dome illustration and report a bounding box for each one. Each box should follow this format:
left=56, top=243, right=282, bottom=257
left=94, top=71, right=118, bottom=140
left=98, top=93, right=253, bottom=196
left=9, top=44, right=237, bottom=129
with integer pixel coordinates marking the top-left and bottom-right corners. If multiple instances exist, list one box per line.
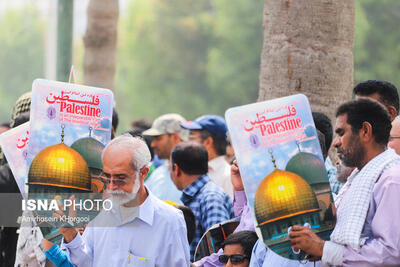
left=28, top=143, right=91, bottom=191
left=254, top=169, right=319, bottom=226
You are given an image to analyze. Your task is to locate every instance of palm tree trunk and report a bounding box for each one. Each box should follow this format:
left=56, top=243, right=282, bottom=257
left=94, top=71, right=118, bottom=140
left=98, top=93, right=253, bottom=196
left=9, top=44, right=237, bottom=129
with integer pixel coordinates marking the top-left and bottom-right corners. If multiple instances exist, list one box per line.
left=83, top=0, right=119, bottom=91
left=258, top=0, right=355, bottom=121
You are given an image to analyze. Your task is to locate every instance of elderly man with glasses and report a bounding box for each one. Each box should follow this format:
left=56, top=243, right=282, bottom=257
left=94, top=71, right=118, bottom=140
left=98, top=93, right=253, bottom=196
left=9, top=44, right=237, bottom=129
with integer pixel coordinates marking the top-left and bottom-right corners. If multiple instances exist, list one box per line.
left=59, top=135, right=190, bottom=266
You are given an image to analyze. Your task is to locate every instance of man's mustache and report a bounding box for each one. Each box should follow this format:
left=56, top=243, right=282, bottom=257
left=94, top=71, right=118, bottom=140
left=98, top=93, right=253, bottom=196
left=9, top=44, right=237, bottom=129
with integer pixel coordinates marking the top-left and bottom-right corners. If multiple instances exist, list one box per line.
left=108, top=190, right=128, bottom=196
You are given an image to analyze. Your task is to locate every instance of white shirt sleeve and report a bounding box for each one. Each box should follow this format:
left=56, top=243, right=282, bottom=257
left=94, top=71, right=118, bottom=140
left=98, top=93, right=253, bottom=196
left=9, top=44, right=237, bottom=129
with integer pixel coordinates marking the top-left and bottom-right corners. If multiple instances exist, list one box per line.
left=322, top=241, right=344, bottom=266
left=61, top=228, right=93, bottom=267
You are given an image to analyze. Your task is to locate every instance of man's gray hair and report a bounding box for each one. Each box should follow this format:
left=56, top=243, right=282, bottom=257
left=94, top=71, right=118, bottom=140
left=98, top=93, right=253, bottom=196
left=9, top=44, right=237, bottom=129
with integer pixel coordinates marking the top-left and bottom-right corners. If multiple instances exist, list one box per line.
left=101, top=134, right=151, bottom=171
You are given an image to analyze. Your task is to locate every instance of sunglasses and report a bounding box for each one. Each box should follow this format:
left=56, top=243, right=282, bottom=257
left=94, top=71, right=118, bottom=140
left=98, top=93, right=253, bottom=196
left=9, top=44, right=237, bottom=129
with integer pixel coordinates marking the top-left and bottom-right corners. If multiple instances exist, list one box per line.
left=219, top=254, right=249, bottom=264
left=98, top=172, right=131, bottom=187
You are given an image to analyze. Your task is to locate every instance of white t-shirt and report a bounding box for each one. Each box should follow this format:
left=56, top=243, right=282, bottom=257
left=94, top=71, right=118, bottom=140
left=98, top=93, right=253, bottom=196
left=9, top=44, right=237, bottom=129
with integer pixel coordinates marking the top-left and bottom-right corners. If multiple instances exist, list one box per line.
left=208, top=156, right=233, bottom=199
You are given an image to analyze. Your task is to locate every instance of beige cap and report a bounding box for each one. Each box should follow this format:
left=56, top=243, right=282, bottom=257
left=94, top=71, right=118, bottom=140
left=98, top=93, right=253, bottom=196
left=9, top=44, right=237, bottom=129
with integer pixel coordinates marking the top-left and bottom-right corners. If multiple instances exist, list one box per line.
left=143, top=113, right=189, bottom=140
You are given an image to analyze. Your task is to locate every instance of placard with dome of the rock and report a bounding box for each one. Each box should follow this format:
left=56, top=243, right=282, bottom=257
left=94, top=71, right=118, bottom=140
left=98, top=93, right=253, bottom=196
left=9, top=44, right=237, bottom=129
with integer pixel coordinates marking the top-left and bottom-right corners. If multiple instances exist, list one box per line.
left=225, top=94, right=336, bottom=260
left=0, top=122, right=30, bottom=197
left=26, top=79, right=114, bottom=244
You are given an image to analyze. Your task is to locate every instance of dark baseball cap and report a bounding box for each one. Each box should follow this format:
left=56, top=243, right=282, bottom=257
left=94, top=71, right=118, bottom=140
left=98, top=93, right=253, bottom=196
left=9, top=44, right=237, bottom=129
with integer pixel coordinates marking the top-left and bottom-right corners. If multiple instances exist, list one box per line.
left=180, top=115, right=227, bottom=140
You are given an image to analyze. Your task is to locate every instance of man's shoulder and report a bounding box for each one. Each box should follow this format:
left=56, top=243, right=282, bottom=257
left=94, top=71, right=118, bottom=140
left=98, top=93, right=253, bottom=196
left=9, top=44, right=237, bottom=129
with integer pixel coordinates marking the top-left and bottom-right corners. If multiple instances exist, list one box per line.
left=378, top=163, right=400, bottom=185
left=150, top=194, right=184, bottom=223
left=372, top=163, right=400, bottom=201
left=200, top=180, right=230, bottom=201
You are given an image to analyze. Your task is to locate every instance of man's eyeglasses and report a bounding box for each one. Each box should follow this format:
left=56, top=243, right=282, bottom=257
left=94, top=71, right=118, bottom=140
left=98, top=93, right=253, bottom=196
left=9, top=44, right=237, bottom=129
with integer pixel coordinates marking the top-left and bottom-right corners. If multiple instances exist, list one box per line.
left=98, top=173, right=131, bottom=187
left=218, top=254, right=249, bottom=265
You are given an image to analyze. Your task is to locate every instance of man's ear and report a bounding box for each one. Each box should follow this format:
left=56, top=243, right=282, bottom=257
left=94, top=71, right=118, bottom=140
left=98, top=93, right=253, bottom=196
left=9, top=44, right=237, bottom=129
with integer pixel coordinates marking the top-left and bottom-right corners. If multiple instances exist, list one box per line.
left=388, top=106, right=397, bottom=122
left=202, top=136, right=213, bottom=149
left=173, top=163, right=181, bottom=177
left=360, top=121, right=373, bottom=143
left=171, top=133, right=182, bottom=145
left=140, top=166, right=150, bottom=180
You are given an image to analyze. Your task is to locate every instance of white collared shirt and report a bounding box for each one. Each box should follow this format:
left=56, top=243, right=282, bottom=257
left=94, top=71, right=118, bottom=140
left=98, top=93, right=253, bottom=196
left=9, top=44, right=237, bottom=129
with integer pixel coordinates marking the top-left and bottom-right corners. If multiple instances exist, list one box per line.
left=62, top=190, right=190, bottom=266
left=208, top=156, right=233, bottom=199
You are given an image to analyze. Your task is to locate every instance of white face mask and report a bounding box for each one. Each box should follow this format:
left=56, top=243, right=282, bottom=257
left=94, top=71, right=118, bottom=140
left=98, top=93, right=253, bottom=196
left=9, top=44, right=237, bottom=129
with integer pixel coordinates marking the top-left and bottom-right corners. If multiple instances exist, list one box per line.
left=108, top=173, right=141, bottom=206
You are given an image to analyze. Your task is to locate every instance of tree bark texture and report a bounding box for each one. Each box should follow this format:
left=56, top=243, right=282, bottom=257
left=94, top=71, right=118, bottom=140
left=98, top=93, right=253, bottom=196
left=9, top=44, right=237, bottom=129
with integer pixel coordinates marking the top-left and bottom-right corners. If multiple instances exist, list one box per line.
left=83, top=0, right=119, bottom=91
left=258, top=0, right=355, bottom=121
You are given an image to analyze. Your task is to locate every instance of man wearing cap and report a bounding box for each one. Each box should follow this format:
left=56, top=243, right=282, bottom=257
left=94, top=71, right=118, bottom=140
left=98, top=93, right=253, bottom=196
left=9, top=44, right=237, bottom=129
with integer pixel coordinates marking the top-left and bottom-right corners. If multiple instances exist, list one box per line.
left=143, top=113, right=189, bottom=204
left=181, top=115, right=233, bottom=198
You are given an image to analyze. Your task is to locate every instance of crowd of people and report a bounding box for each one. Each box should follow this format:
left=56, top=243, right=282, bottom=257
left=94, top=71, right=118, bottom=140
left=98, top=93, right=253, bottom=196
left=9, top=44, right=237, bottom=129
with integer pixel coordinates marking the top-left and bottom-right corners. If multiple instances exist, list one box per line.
left=0, top=79, right=400, bottom=266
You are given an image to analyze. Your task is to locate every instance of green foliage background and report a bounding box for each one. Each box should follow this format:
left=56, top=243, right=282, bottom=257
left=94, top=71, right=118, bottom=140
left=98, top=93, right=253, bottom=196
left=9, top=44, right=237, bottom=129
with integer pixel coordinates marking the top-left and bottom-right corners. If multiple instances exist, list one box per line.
left=115, top=0, right=263, bottom=129
left=0, top=0, right=399, bottom=131
left=0, top=5, right=44, bottom=123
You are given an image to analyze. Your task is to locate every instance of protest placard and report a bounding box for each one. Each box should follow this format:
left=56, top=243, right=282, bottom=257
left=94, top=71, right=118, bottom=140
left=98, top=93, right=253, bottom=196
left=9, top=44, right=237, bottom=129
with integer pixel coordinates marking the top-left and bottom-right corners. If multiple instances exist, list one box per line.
left=25, top=79, right=113, bottom=243
left=226, top=94, right=336, bottom=260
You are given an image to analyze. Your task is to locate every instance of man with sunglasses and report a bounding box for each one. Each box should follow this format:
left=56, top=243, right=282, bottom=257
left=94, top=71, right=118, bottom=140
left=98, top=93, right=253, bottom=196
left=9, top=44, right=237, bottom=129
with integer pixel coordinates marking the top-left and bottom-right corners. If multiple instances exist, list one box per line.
left=60, top=135, right=190, bottom=266
left=218, top=231, right=258, bottom=267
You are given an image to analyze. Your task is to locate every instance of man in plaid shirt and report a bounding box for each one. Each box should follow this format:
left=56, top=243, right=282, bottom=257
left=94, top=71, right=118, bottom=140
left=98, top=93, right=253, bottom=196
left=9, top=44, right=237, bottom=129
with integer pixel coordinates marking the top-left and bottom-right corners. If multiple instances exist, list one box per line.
left=169, top=141, right=233, bottom=260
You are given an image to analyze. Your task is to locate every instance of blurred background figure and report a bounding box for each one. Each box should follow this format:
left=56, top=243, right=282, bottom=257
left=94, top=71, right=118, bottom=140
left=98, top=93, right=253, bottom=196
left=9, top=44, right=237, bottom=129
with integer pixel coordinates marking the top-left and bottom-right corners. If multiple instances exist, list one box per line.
left=225, top=134, right=235, bottom=164
left=1, top=92, right=36, bottom=267
left=126, top=117, right=162, bottom=179
left=0, top=122, right=10, bottom=135
left=354, top=80, right=399, bottom=122
left=142, top=113, right=189, bottom=204
left=181, top=115, right=233, bottom=198
left=111, top=107, right=119, bottom=139
left=131, top=118, right=152, bottom=132
left=336, top=161, right=355, bottom=184
left=129, top=118, right=164, bottom=169
left=312, top=111, right=344, bottom=196
left=389, top=116, right=400, bottom=155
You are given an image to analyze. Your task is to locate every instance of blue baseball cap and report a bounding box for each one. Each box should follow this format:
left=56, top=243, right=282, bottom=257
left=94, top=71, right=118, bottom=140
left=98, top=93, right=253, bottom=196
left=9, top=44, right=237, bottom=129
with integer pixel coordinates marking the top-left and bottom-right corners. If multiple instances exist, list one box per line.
left=180, top=115, right=228, bottom=140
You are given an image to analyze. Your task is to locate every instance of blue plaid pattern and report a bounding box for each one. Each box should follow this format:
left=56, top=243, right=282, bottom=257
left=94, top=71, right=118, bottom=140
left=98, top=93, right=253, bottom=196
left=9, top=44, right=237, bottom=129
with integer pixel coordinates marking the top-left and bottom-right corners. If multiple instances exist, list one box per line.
left=325, top=157, right=343, bottom=195
left=181, top=174, right=233, bottom=260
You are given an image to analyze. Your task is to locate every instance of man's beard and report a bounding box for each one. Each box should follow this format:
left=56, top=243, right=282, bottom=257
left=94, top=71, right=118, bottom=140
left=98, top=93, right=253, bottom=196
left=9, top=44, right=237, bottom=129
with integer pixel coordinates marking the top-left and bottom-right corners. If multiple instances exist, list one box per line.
left=108, top=174, right=141, bottom=206
left=156, top=148, right=170, bottom=159
left=336, top=135, right=365, bottom=168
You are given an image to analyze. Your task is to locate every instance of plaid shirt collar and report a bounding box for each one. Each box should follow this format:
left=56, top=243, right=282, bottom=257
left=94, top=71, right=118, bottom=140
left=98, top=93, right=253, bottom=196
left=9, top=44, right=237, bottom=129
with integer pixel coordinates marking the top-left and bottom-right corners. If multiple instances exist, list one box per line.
left=181, top=174, right=210, bottom=202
